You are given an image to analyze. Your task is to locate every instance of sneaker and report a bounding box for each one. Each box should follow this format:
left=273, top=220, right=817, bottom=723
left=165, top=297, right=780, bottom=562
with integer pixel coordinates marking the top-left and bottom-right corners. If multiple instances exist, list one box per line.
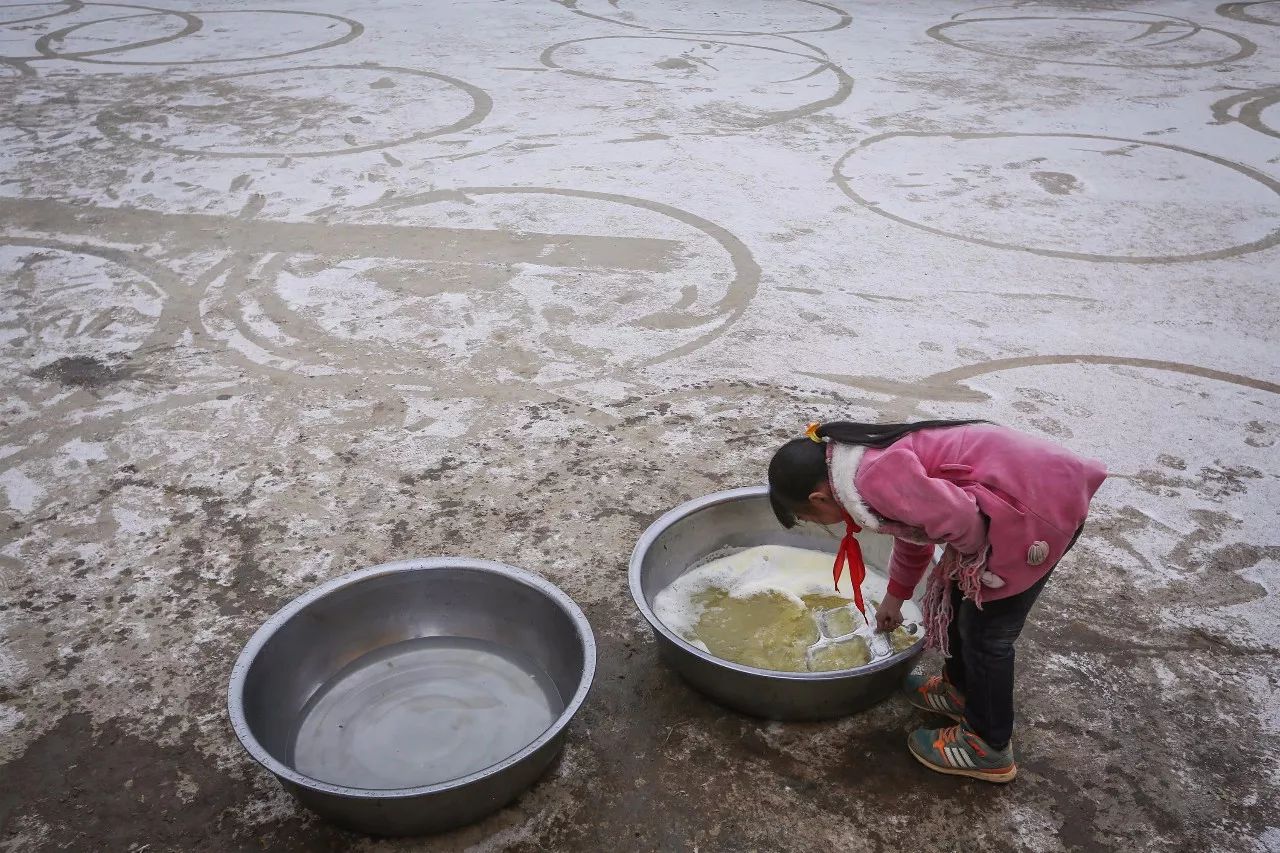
left=907, top=722, right=1017, bottom=783
left=904, top=672, right=964, bottom=721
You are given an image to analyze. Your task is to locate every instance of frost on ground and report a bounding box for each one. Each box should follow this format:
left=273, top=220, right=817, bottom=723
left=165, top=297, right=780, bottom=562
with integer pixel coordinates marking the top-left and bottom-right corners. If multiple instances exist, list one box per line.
left=0, top=0, right=1277, bottom=850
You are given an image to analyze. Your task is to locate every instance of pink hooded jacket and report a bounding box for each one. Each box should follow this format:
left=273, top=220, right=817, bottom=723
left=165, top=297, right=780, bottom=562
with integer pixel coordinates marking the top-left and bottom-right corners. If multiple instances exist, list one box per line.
left=827, top=424, right=1107, bottom=603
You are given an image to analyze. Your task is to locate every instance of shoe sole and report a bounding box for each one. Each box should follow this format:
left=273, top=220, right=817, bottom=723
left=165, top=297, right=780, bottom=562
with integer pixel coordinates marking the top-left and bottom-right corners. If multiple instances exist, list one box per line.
left=907, top=735, right=1017, bottom=783
left=905, top=694, right=964, bottom=722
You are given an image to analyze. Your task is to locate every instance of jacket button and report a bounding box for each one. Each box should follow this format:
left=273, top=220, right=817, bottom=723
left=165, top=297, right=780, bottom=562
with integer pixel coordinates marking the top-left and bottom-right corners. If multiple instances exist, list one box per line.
left=1027, top=541, right=1049, bottom=566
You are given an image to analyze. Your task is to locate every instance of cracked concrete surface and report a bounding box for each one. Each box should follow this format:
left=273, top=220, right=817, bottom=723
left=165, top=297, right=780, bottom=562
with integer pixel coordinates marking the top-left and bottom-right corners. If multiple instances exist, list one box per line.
left=1, top=0, right=1278, bottom=850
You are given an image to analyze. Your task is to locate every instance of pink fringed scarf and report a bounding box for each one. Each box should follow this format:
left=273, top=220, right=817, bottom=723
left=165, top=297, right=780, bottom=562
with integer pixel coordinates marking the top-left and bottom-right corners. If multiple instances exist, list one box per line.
left=918, top=545, right=991, bottom=657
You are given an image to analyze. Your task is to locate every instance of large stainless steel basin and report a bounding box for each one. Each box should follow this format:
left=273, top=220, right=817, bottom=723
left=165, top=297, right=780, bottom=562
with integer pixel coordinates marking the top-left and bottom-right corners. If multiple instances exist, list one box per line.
left=629, top=486, right=924, bottom=720
left=228, top=558, right=596, bottom=836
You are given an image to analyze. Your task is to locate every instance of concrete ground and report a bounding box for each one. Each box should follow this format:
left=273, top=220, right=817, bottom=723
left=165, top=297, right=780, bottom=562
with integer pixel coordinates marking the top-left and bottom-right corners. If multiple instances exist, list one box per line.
left=2, top=0, right=1278, bottom=849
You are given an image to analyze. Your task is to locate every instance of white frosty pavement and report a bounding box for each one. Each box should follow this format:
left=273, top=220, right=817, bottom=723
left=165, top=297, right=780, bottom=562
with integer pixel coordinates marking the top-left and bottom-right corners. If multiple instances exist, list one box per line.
left=0, top=0, right=1277, bottom=850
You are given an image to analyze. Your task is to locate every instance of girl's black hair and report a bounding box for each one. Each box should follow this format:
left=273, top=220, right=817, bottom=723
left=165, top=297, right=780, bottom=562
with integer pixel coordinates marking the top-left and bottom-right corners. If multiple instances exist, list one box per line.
left=767, top=420, right=986, bottom=528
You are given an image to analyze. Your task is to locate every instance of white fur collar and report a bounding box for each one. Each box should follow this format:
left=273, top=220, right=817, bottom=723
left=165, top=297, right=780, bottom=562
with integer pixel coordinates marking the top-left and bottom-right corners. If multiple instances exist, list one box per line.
left=828, top=444, right=880, bottom=530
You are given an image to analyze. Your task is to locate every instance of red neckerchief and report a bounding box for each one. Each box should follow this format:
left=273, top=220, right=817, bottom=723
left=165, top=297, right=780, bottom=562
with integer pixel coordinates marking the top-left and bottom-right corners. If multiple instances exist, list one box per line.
left=835, top=508, right=869, bottom=624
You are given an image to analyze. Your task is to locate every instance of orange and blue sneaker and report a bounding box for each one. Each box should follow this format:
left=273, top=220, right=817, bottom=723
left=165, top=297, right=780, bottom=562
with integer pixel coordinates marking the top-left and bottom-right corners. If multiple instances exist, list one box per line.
left=907, top=722, right=1017, bottom=783
left=904, top=672, right=964, bottom=721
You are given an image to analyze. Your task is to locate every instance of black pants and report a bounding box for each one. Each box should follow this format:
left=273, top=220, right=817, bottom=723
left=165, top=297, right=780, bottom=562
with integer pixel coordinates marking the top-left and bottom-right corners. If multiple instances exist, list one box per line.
left=942, top=528, right=1081, bottom=750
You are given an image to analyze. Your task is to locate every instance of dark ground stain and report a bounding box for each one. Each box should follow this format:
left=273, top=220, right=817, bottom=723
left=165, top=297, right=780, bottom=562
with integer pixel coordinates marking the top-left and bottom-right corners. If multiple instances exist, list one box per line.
left=1030, top=170, right=1082, bottom=195
left=653, top=57, right=697, bottom=71
left=30, top=355, right=134, bottom=388
left=1094, top=462, right=1261, bottom=503
left=0, top=713, right=362, bottom=851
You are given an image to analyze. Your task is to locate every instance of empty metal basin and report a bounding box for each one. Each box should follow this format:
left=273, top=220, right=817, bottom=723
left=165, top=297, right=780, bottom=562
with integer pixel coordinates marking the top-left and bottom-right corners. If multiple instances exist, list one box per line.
left=228, top=558, right=595, bottom=836
left=629, top=486, right=924, bottom=720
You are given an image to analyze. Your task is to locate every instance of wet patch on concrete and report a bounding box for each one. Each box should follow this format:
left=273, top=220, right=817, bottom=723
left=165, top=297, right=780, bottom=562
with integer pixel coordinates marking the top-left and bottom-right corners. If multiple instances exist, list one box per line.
left=29, top=354, right=134, bottom=388
left=1030, top=170, right=1081, bottom=195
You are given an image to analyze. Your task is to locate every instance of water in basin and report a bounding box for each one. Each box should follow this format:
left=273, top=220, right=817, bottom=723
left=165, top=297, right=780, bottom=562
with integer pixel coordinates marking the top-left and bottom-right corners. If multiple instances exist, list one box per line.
left=652, top=544, right=923, bottom=672
left=289, top=636, right=564, bottom=790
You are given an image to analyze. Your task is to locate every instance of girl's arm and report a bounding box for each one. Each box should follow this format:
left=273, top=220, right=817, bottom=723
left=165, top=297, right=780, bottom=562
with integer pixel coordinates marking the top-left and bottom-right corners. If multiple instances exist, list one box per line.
left=857, top=445, right=989, bottom=601
left=885, top=540, right=934, bottom=602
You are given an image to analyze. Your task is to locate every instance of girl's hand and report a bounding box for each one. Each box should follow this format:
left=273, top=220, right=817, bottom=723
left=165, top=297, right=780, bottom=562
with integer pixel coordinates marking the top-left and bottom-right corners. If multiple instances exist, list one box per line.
left=875, top=595, right=904, bottom=633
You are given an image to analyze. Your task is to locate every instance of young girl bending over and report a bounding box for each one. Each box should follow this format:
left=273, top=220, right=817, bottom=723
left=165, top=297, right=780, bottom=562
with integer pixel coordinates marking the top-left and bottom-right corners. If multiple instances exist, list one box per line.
left=768, top=420, right=1106, bottom=782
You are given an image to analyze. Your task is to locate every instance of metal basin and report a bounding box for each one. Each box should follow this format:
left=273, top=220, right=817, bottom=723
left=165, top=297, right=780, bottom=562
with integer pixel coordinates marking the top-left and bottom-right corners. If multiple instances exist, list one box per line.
left=629, top=486, right=924, bottom=721
left=228, top=558, right=596, bottom=836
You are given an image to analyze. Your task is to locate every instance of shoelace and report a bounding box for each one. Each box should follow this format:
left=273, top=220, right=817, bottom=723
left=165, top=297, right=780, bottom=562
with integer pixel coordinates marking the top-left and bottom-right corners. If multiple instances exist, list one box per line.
left=934, top=724, right=991, bottom=759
